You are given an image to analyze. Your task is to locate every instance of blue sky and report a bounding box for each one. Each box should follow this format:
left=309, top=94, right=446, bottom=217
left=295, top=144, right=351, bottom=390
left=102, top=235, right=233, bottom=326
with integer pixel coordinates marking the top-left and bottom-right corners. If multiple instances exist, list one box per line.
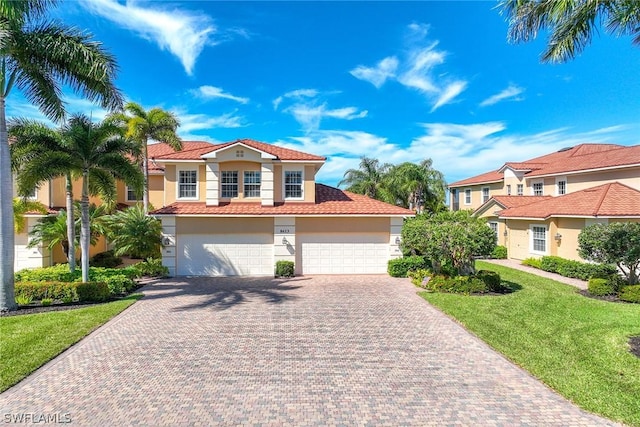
left=8, top=1, right=640, bottom=186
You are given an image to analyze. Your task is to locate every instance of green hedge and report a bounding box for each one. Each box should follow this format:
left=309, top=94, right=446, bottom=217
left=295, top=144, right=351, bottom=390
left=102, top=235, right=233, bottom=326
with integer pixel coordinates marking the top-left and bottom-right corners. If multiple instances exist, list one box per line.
left=90, top=250, right=122, bottom=268
left=491, top=245, right=507, bottom=259
left=388, top=256, right=428, bottom=277
left=588, top=278, right=616, bottom=296
left=476, top=270, right=502, bottom=292
left=15, top=281, right=110, bottom=303
left=522, top=257, right=542, bottom=269
left=76, top=282, right=110, bottom=302
left=532, top=256, right=617, bottom=281
left=408, top=269, right=433, bottom=287
left=409, top=270, right=502, bottom=295
left=619, top=285, right=640, bottom=303
left=131, top=258, right=169, bottom=277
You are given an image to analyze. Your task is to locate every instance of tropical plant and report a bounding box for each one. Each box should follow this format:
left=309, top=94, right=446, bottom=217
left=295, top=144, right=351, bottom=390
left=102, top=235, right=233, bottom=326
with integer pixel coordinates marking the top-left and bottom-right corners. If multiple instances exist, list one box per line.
left=499, top=0, right=640, bottom=63
left=0, top=0, right=122, bottom=311
left=382, top=159, right=447, bottom=213
left=104, top=204, right=162, bottom=259
left=12, top=198, right=47, bottom=233
left=107, top=102, right=181, bottom=213
left=401, top=210, right=496, bottom=276
left=578, top=222, right=640, bottom=284
left=339, top=157, right=391, bottom=199
left=28, top=203, right=109, bottom=261
left=12, top=115, right=142, bottom=282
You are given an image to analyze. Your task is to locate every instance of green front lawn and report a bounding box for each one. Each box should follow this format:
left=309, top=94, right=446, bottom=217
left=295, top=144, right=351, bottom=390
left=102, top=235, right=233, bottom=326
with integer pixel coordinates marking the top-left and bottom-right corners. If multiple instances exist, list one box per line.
left=421, top=261, right=640, bottom=426
left=0, top=295, right=142, bottom=392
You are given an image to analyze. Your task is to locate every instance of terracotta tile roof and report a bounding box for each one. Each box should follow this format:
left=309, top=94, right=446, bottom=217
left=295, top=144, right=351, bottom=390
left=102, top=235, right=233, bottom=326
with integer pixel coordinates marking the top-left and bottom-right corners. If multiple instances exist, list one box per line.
left=448, top=170, right=503, bottom=188
left=498, top=182, right=640, bottom=219
left=149, top=139, right=326, bottom=162
left=449, top=143, right=637, bottom=187
left=151, top=184, right=414, bottom=216
left=491, top=195, right=553, bottom=209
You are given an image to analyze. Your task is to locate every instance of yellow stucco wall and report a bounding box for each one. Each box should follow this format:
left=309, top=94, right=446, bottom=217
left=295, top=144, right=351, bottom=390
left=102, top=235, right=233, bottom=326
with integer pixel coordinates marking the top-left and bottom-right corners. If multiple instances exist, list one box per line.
left=176, top=217, right=274, bottom=234
left=567, top=167, right=640, bottom=192
left=296, top=217, right=390, bottom=234
left=455, top=182, right=503, bottom=211
left=219, top=161, right=263, bottom=202
left=554, top=218, right=585, bottom=260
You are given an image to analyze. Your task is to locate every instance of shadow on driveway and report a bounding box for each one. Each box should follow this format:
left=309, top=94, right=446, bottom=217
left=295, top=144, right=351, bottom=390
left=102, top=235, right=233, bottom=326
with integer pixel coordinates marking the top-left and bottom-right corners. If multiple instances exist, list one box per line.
left=139, top=276, right=309, bottom=311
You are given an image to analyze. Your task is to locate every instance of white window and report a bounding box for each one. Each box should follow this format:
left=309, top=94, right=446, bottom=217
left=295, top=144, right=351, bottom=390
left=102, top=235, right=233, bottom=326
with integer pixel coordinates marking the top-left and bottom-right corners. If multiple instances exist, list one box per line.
left=178, top=169, right=198, bottom=200
left=517, top=184, right=523, bottom=196
left=556, top=177, right=567, bottom=196
left=532, top=181, right=544, bottom=196
left=464, top=189, right=471, bottom=205
left=488, top=222, right=498, bottom=238
left=482, top=187, right=490, bottom=203
left=243, top=171, right=261, bottom=198
left=531, top=225, right=547, bottom=254
left=284, top=170, right=303, bottom=199
left=506, top=184, right=511, bottom=196
left=126, top=186, right=140, bottom=202
left=221, top=171, right=239, bottom=198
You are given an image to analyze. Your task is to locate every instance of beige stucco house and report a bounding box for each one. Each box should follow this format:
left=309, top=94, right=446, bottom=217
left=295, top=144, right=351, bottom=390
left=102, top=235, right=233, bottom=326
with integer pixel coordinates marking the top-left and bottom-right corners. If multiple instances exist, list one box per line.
left=449, top=143, right=640, bottom=261
left=15, top=139, right=414, bottom=276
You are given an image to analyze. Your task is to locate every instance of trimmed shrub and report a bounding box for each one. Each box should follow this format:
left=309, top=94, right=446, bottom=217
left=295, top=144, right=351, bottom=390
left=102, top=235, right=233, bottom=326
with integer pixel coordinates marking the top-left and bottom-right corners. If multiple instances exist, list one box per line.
left=90, top=250, right=122, bottom=268
left=275, top=260, right=295, bottom=278
left=522, top=258, right=542, bottom=269
left=540, top=256, right=563, bottom=273
left=41, top=298, right=53, bottom=306
left=422, top=274, right=488, bottom=294
left=15, top=264, right=78, bottom=283
left=131, top=258, right=169, bottom=278
left=76, top=282, right=110, bottom=302
left=387, top=256, right=428, bottom=278
left=539, top=256, right=617, bottom=280
left=588, top=278, right=616, bottom=296
left=15, top=281, right=79, bottom=302
left=407, top=269, right=433, bottom=287
left=476, top=270, right=502, bottom=292
left=491, top=245, right=507, bottom=259
left=619, top=285, right=640, bottom=303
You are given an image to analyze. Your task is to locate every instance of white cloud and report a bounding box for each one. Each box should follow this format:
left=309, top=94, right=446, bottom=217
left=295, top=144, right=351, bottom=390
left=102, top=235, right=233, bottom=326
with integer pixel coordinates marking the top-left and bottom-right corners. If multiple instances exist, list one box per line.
left=81, top=0, right=216, bottom=75
left=431, top=81, right=467, bottom=112
left=178, top=110, right=247, bottom=134
left=275, top=123, right=635, bottom=186
left=273, top=88, right=319, bottom=110
left=193, top=86, right=249, bottom=104
left=284, top=104, right=368, bottom=132
left=350, top=23, right=467, bottom=112
left=480, top=84, right=525, bottom=107
left=349, top=56, right=398, bottom=88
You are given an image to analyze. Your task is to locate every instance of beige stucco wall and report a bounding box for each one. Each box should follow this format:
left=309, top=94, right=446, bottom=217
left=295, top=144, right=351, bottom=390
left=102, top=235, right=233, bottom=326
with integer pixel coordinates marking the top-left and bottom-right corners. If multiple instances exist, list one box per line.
left=52, top=234, right=109, bottom=264
left=566, top=167, right=640, bottom=193
left=176, top=217, right=274, bottom=235
left=455, top=182, right=503, bottom=211
left=163, top=163, right=206, bottom=205
left=296, top=217, right=390, bottom=234
left=554, top=218, right=585, bottom=260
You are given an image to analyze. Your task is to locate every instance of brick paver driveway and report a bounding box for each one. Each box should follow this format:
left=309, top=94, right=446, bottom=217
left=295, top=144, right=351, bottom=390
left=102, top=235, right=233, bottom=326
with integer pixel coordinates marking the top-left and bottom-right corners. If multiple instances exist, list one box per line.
left=1, top=276, right=616, bottom=426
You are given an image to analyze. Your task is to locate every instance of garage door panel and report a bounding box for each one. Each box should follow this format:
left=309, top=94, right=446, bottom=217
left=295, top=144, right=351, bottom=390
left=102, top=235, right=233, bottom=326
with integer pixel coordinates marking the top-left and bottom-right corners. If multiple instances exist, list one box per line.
left=178, top=234, right=273, bottom=276
left=298, top=233, right=389, bottom=275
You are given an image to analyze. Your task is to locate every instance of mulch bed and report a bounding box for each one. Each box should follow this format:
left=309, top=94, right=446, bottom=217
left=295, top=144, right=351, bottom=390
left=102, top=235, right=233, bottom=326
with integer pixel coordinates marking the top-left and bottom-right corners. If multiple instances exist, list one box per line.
left=0, top=301, right=108, bottom=317
left=630, top=337, right=640, bottom=359
left=578, top=289, right=625, bottom=303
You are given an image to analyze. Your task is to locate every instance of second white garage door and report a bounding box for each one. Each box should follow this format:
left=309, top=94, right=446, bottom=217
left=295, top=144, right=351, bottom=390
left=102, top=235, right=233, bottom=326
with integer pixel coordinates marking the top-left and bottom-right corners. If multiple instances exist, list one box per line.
left=298, top=233, right=389, bottom=274
left=177, top=234, right=273, bottom=276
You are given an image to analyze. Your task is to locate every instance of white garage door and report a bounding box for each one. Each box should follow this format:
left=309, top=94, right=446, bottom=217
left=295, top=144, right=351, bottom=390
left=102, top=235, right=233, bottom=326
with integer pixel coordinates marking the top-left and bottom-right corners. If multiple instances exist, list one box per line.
left=177, top=234, right=273, bottom=276
left=298, top=233, right=389, bottom=274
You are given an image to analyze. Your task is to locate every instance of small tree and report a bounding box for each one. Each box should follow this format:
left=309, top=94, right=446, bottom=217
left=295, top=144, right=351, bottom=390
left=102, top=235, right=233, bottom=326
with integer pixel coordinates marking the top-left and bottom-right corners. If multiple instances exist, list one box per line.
left=578, top=222, right=640, bottom=285
left=104, top=205, right=162, bottom=259
left=401, top=210, right=496, bottom=276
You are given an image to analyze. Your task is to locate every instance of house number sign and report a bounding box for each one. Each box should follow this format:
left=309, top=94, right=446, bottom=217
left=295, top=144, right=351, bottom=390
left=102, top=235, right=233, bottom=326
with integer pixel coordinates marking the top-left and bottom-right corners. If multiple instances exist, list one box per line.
left=279, top=229, right=290, bottom=233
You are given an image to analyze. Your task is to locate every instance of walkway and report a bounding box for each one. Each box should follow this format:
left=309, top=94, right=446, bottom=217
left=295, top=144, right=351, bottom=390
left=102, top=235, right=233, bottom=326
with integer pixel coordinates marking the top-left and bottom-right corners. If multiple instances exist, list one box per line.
left=483, top=258, right=589, bottom=290
left=0, top=276, right=613, bottom=426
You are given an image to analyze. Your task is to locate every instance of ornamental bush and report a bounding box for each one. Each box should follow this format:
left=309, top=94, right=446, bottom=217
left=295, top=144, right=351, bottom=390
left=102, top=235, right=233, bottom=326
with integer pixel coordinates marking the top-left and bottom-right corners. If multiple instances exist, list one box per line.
left=476, top=270, right=502, bottom=292
left=387, top=256, right=428, bottom=277
left=76, top=282, right=110, bottom=302
left=522, top=257, right=542, bottom=269
left=491, top=245, right=508, bottom=259
left=275, top=260, right=294, bottom=278
left=619, top=285, right=640, bottom=303
left=407, top=268, right=433, bottom=287
left=131, top=258, right=169, bottom=278
left=15, top=281, right=79, bottom=302
left=588, top=278, right=616, bottom=296
left=90, top=250, right=122, bottom=268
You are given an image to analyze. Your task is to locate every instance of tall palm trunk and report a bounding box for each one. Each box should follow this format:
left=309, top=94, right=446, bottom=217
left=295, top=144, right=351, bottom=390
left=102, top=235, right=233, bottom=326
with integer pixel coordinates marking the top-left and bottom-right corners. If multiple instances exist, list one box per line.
left=142, top=139, right=149, bottom=213
left=65, top=174, right=76, bottom=272
left=80, top=171, right=90, bottom=282
left=0, top=97, right=17, bottom=311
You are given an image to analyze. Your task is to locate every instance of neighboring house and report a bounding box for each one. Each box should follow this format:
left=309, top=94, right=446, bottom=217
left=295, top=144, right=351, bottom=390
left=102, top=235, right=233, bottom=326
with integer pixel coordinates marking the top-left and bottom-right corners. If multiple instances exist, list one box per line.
left=149, top=139, right=413, bottom=276
left=449, top=143, right=640, bottom=261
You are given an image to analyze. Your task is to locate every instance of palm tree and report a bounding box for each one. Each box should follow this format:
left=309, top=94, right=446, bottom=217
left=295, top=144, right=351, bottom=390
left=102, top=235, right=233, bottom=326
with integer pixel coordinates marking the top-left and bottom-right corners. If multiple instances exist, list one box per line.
left=107, top=102, right=181, bottom=213
left=0, top=0, right=122, bottom=311
left=14, top=114, right=142, bottom=282
left=338, top=157, right=391, bottom=199
left=383, top=159, right=447, bottom=213
left=104, top=205, right=163, bottom=259
left=499, top=0, right=640, bottom=63
left=29, top=202, right=109, bottom=261
left=13, top=198, right=48, bottom=233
